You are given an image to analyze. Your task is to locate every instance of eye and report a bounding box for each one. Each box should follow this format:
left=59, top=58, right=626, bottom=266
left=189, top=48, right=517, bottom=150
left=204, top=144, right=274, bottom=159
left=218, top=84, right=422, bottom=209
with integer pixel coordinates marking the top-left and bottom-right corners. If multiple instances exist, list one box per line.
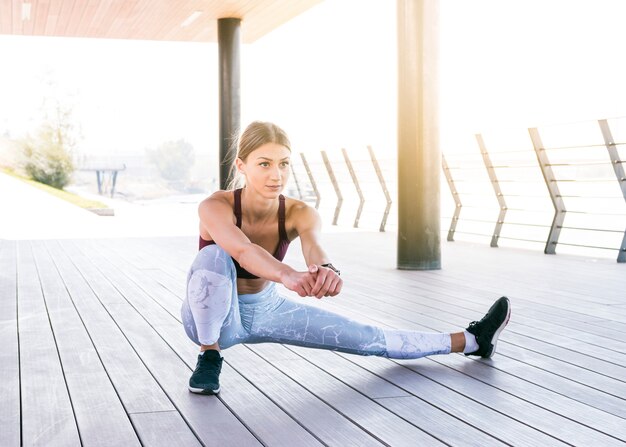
left=280, top=161, right=290, bottom=167
left=259, top=162, right=269, bottom=167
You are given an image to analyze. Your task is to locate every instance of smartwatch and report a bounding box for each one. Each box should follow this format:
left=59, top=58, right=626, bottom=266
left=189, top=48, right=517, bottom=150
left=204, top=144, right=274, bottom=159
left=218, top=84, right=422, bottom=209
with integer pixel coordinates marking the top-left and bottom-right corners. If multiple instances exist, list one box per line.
left=321, top=263, right=340, bottom=276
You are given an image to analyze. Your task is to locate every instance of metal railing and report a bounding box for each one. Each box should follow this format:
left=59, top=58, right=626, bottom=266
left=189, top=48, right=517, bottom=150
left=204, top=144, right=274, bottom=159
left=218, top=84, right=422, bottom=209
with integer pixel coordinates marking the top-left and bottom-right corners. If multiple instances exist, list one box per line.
left=290, top=117, right=626, bottom=263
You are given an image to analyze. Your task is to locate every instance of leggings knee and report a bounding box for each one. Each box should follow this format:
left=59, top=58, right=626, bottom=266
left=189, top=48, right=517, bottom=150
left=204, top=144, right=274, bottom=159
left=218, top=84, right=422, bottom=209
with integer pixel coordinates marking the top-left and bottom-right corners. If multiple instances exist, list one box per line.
left=184, top=245, right=236, bottom=346
left=190, top=244, right=233, bottom=277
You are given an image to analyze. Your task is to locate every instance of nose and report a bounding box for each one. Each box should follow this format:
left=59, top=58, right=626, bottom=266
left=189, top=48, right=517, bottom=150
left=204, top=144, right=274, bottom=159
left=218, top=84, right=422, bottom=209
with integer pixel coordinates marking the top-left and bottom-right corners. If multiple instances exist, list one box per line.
left=270, top=165, right=281, bottom=180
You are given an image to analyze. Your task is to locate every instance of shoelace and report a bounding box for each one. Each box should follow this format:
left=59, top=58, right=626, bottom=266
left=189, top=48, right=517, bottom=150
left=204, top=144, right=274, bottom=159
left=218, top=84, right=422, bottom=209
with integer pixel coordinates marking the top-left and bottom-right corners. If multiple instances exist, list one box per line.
left=196, top=356, right=223, bottom=375
left=469, top=305, right=501, bottom=334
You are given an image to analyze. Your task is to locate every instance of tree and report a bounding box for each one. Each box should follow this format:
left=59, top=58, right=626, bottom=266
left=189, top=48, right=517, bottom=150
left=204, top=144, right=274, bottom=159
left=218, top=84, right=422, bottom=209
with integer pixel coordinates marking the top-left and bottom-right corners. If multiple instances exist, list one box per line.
left=20, top=101, right=77, bottom=189
left=147, top=139, right=196, bottom=183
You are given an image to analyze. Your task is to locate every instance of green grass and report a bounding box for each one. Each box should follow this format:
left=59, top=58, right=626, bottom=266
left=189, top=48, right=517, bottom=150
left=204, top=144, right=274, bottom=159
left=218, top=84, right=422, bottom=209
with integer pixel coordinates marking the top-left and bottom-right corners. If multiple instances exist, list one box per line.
left=1, top=167, right=110, bottom=210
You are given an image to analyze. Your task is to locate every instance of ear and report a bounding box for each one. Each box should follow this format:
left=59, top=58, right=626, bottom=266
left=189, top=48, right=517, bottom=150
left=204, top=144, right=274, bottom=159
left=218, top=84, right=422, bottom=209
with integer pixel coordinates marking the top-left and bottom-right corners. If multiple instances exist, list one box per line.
left=235, top=157, right=245, bottom=174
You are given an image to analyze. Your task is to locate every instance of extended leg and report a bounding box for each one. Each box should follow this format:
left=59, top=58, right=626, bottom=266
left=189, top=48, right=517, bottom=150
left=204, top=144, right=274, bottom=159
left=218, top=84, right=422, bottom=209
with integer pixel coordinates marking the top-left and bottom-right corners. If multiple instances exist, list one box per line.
left=247, top=287, right=451, bottom=359
left=247, top=289, right=510, bottom=360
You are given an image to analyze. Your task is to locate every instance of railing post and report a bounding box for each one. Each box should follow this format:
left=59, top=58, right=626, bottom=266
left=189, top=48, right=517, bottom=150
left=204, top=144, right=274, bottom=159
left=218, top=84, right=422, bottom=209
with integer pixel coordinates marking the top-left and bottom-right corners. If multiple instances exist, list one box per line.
left=290, top=162, right=303, bottom=200
left=368, top=146, right=392, bottom=232
left=476, top=134, right=507, bottom=247
left=299, top=153, right=320, bottom=209
left=110, top=171, right=118, bottom=198
left=96, top=171, right=103, bottom=195
left=321, top=150, right=343, bottom=225
left=441, top=154, right=461, bottom=242
left=529, top=127, right=566, bottom=254
left=598, top=119, right=626, bottom=263
left=341, top=148, right=365, bottom=228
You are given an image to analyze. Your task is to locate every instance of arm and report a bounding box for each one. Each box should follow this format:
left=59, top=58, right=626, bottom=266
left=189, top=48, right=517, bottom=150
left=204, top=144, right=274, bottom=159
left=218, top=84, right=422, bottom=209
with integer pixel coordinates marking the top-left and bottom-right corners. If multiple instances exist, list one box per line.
left=295, top=204, right=343, bottom=298
left=199, top=195, right=315, bottom=296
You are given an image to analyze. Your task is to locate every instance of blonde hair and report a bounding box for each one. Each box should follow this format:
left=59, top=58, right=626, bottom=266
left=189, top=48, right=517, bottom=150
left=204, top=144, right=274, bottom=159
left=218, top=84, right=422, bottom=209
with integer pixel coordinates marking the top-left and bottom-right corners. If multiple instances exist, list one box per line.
left=227, top=121, right=291, bottom=189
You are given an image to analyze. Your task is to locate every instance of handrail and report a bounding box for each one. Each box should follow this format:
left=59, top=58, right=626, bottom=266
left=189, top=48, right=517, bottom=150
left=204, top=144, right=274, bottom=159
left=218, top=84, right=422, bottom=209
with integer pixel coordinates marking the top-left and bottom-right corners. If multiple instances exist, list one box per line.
left=288, top=117, right=626, bottom=262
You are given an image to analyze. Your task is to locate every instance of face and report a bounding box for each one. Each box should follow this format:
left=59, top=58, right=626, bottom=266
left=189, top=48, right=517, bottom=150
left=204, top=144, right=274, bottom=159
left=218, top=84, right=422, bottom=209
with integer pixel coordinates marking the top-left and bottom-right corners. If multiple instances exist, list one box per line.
left=236, top=142, right=291, bottom=197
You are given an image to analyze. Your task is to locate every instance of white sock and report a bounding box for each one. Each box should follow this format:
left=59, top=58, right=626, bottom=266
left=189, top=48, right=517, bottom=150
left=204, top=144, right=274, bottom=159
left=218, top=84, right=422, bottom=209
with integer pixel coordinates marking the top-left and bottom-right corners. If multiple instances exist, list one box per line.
left=463, top=330, right=479, bottom=354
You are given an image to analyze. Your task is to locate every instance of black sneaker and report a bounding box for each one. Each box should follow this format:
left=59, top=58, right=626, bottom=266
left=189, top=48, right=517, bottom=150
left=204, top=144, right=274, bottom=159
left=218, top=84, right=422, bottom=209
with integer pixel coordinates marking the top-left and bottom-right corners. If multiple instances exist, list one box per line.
left=465, top=296, right=511, bottom=358
left=189, top=350, right=223, bottom=394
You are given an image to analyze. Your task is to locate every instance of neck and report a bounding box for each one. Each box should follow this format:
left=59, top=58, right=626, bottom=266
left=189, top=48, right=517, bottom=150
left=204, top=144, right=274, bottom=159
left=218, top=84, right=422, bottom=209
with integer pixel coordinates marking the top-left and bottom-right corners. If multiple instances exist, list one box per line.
left=240, top=187, right=279, bottom=221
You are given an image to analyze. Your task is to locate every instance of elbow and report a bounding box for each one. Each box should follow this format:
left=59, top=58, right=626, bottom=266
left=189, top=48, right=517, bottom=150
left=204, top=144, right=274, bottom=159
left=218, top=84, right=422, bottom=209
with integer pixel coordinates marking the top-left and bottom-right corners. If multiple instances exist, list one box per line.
left=234, top=242, right=255, bottom=270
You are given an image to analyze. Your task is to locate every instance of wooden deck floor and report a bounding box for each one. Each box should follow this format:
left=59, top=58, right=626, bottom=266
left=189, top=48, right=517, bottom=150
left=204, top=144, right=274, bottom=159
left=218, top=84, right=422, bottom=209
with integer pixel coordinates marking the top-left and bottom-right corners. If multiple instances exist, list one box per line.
left=1, top=231, right=625, bottom=446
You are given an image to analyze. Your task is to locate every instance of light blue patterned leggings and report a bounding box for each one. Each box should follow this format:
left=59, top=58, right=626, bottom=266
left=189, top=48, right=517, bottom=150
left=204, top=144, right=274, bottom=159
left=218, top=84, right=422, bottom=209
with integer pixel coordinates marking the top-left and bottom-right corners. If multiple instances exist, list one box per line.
left=181, top=245, right=451, bottom=359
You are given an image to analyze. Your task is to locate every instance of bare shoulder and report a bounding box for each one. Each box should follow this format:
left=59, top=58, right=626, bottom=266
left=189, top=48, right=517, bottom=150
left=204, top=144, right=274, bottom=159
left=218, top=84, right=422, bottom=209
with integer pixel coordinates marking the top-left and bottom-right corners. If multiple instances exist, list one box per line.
left=198, top=190, right=237, bottom=240
left=284, top=196, right=320, bottom=236
left=199, top=189, right=233, bottom=212
left=285, top=195, right=316, bottom=218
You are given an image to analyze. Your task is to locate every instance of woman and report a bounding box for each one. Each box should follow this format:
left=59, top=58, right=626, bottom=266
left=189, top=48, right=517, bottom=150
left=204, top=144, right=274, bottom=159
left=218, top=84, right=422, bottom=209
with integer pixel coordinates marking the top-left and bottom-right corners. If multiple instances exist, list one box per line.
left=181, top=121, right=511, bottom=395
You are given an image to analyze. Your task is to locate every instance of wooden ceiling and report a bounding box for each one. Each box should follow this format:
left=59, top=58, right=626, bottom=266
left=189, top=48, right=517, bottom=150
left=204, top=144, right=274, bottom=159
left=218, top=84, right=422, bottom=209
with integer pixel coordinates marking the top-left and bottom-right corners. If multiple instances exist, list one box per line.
left=0, top=0, right=323, bottom=43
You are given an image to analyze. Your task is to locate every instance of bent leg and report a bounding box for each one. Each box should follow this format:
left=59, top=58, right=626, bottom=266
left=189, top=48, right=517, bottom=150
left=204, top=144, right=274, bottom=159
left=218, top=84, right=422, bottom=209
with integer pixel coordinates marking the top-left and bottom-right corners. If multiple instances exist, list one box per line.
left=181, top=245, right=248, bottom=349
left=247, top=290, right=450, bottom=359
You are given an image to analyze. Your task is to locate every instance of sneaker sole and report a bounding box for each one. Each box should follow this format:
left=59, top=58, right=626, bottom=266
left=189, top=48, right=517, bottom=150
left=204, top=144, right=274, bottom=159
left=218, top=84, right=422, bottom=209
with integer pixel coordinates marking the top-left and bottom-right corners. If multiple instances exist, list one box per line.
left=486, top=297, right=511, bottom=358
left=188, top=385, right=220, bottom=395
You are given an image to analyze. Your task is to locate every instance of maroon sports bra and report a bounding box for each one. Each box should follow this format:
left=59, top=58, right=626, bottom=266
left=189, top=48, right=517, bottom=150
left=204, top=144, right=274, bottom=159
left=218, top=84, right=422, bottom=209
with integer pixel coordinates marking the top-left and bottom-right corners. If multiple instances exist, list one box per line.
left=199, top=188, right=290, bottom=279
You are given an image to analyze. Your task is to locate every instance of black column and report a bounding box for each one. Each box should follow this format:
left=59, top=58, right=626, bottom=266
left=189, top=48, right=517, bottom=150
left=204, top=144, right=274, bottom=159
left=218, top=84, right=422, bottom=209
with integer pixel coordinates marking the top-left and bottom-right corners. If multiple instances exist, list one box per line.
left=397, top=0, right=441, bottom=270
left=218, top=18, right=241, bottom=190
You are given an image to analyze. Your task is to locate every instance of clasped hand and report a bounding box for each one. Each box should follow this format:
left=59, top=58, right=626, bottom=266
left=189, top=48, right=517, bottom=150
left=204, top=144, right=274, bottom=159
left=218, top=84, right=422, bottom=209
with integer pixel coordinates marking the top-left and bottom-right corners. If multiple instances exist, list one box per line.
left=282, top=264, right=343, bottom=299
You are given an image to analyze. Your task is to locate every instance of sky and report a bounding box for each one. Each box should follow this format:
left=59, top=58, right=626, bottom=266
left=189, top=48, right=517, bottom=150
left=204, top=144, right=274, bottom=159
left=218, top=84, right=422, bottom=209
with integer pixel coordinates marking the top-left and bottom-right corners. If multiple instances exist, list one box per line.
left=2, top=0, right=626, bottom=174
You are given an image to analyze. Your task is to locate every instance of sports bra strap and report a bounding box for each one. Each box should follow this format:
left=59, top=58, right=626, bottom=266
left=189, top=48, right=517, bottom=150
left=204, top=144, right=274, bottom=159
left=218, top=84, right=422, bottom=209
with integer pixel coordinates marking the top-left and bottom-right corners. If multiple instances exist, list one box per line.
left=234, top=188, right=243, bottom=227
left=278, top=195, right=287, bottom=239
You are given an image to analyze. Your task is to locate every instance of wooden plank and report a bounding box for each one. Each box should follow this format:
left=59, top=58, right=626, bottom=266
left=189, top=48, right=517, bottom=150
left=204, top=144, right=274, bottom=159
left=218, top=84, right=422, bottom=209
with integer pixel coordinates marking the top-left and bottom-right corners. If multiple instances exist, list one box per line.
left=47, top=240, right=177, bottom=415
left=250, top=344, right=447, bottom=446
left=224, top=344, right=386, bottom=447
left=94, top=0, right=126, bottom=38
left=395, top=356, right=624, bottom=446
left=86, top=242, right=432, bottom=447
left=157, top=326, right=326, bottom=447
left=340, top=353, right=570, bottom=447
left=92, top=240, right=394, bottom=445
left=64, top=0, right=87, bottom=35
left=375, top=397, right=507, bottom=447
left=129, top=411, right=201, bottom=447
left=350, top=282, right=626, bottom=373
left=43, top=0, right=63, bottom=35
left=74, top=0, right=100, bottom=36
left=107, top=0, right=141, bottom=39
left=32, top=0, right=50, bottom=35
left=53, top=0, right=75, bottom=35
left=308, top=255, right=626, bottom=389
left=0, top=0, right=13, bottom=34
left=287, top=345, right=410, bottom=399
left=339, top=257, right=620, bottom=332
left=11, top=0, right=22, bottom=34
left=280, top=298, right=623, bottom=444
left=64, top=240, right=262, bottom=446
left=285, top=345, right=504, bottom=446
left=83, top=0, right=112, bottom=37
left=433, top=352, right=626, bottom=441
left=329, top=284, right=626, bottom=404
left=348, top=267, right=626, bottom=352
left=0, top=240, right=20, bottom=447
left=44, top=233, right=626, bottom=446
left=30, top=241, right=141, bottom=446
left=88, top=239, right=185, bottom=321
left=16, top=241, right=81, bottom=447
left=85, top=239, right=330, bottom=446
